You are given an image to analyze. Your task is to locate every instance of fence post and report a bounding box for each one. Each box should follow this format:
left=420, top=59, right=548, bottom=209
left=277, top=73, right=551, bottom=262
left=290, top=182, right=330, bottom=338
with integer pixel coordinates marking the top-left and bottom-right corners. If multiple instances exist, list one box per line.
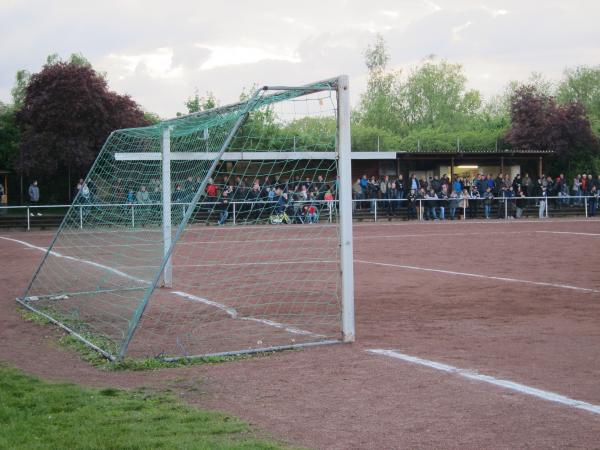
left=504, top=198, right=508, bottom=220
left=232, top=202, right=236, bottom=225
left=463, top=203, right=466, bottom=220
left=374, top=199, right=377, bottom=222
left=585, top=196, right=588, bottom=218
left=329, top=203, right=333, bottom=223
left=131, top=204, right=135, bottom=227
left=79, top=205, right=83, bottom=229
left=419, top=199, right=423, bottom=221
left=546, top=197, right=549, bottom=218
left=26, top=206, right=30, bottom=231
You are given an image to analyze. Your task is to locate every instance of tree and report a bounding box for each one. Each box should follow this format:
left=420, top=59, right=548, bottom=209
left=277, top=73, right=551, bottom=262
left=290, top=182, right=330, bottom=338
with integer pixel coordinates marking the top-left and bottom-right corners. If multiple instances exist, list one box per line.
left=0, top=102, right=19, bottom=170
left=357, top=34, right=403, bottom=132
left=398, top=57, right=481, bottom=127
left=11, top=70, right=31, bottom=110
left=506, top=85, right=599, bottom=173
left=557, top=65, right=600, bottom=133
left=185, top=90, right=217, bottom=114
left=15, top=61, right=149, bottom=181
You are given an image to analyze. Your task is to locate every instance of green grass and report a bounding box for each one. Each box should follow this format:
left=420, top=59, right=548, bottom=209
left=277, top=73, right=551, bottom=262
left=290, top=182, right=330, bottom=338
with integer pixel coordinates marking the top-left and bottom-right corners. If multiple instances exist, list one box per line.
left=19, top=307, right=274, bottom=371
left=0, top=364, right=282, bottom=449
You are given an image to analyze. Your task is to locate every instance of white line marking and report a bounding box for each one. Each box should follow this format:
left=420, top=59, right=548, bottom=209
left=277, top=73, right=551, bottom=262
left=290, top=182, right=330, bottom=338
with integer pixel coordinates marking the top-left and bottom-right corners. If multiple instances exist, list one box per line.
left=121, top=260, right=338, bottom=269
left=352, top=218, right=600, bottom=228
left=170, top=291, right=320, bottom=336
left=3, top=236, right=321, bottom=338
left=241, top=317, right=323, bottom=337
left=170, top=291, right=238, bottom=318
left=356, top=230, right=535, bottom=240
left=0, top=236, right=148, bottom=285
left=367, top=349, right=600, bottom=415
left=355, top=259, right=600, bottom=294
left=535, top=231, right=600, bottom=237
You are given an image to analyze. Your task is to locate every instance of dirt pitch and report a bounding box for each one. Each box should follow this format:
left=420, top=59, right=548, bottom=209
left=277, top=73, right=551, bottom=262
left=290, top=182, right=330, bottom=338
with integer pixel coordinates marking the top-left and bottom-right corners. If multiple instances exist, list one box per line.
left=1, top=218, right=600, bottom=449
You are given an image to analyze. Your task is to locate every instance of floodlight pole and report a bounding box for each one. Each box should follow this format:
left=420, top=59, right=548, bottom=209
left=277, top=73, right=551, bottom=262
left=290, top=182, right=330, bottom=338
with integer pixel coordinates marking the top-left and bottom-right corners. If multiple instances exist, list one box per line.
left=337, top=75, right=355, bottom=343
left=162, top=126, right=173, bottom=287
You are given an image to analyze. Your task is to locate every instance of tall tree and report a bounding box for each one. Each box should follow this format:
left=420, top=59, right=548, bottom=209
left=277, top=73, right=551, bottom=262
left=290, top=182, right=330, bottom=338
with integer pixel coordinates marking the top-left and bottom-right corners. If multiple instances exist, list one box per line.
left=16, top=61, right=149, bottom=179
left=398, top=57, right=481, bottom=127
left=557, top=65, right=600, bottom=130
left=185, top=90, right=217, bottom=114
left=357, top=34, right=402, bottom=132
left=0, top=102, right=19, bottom=170
left=506, top=85, right=599, bottom=172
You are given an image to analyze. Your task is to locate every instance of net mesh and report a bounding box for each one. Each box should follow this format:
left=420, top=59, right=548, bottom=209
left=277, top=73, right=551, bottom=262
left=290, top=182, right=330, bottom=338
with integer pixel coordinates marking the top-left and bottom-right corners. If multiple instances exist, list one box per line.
left=21, top=78, right=343, bottom=360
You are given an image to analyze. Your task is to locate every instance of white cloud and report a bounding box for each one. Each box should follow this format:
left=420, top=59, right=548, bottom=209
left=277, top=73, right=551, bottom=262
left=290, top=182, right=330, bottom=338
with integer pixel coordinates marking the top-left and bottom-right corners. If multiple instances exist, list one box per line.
left=380, top=10, right=399, bottom=18
left=423, top=0, right=442, bottom=12
left=108, top=48, right=183, bottom=79
left=451, top=20, right=473, bottom=42
left=482, top=6, right=508, bottom=17
left=196, top=45, right=301, bottom=71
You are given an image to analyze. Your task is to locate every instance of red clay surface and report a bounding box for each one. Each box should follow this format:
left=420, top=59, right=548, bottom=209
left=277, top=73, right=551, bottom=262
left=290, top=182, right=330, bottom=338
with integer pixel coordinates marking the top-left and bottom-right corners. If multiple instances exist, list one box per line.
left=1, top=218, right=600, bottom=449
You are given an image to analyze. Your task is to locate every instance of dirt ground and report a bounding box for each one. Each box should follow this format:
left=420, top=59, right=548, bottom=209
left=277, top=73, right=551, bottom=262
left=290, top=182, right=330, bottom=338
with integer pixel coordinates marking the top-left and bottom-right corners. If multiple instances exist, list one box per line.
left=1, top=218, right=600, bottom=449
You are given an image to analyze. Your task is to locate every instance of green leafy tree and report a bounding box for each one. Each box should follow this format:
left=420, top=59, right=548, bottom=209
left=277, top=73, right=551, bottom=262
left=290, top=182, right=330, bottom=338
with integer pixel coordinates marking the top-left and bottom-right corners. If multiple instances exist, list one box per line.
left=0, top=102, right=20, bottom=169
left=185, top=90, right=217, bottom=114
left=143, top=111, right=161, bottom=124
left=557, top=65, right=600, bottom=133
left=11, top=70, right=31, bottom=110
left=357, top=34, right=403, bottom=132
left=398, top=57, right=481, bottom=127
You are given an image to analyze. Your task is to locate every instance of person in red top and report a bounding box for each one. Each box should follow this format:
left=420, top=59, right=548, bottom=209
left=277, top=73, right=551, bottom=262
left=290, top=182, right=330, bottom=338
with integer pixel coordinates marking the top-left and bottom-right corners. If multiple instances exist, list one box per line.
left=205, top=178, right=218, bottom=201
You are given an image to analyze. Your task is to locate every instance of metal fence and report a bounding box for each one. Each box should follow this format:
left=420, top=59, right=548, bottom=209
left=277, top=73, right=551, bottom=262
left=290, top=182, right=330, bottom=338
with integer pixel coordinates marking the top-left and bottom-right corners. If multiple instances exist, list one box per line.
left=352, top=195, right=597, bottom=221
left=0, top=200, right=337, bottom=230
left=0, top=195, right=597, bottom=230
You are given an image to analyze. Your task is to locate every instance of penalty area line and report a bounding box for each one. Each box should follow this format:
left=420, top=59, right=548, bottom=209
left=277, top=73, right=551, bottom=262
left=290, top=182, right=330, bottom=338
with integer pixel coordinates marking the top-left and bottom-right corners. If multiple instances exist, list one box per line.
left=170, top=291, right=322, bottom=337
left=367, top=349, right=600, bottom=415
left=535, top=230, right=600, bottom=237
left=6, top=235, right=323, bottom=339
left=355, top=259, right=600, bottom=294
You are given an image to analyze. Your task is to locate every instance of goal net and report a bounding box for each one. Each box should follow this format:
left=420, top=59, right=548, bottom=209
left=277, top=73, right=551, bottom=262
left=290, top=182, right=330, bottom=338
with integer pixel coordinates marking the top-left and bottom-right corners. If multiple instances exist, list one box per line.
left=19, top=76, right=355, bottom=361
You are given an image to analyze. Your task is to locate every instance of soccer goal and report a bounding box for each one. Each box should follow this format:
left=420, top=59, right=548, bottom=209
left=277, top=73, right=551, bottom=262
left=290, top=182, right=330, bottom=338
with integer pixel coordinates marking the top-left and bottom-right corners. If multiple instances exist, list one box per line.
left=18, top=76, right=355, bottom=361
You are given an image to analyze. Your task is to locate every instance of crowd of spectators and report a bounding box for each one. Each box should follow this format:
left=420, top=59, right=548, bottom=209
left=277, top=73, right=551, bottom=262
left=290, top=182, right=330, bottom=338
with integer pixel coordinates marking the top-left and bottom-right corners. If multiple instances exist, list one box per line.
left=352, top=172, right=600, bottom=220
left=76, top=174, right=338, bottom=225
left=73, top=170, right=599, bottom=224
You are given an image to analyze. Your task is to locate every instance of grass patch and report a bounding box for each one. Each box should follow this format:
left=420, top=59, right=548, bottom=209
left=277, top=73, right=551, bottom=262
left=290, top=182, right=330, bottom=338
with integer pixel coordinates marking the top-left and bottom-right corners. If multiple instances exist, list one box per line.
left=0, top=364, right=282, bottom=449
left=19, top=306, right=277, bottom=371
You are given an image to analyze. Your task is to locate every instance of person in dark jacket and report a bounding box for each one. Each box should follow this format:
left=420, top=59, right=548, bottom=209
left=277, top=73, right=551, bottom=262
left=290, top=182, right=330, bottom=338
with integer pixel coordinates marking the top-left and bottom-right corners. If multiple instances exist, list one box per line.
left=589, top=185, right=598, bottom=217
left=483, top=187, right=494, bottom=219
left=387, top=182, right=398, bottom=217
left=407, top=189, right=417, bottom=220
left=469, top=185, right=480, bottom=218
left=515, top=188, right=526, bottom=219
left=217, top=190, right=230, bottom=225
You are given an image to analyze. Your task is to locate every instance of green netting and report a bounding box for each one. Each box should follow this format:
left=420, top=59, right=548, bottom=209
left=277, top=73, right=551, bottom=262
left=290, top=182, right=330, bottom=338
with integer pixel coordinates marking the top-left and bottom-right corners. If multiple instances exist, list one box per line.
left=20, top=77, right=344, bottom=360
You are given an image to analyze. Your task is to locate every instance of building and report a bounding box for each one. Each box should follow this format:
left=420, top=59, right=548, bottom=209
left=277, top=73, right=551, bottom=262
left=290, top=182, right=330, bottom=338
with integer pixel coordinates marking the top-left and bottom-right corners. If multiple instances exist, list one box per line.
left=351, top=149, right=555, bottom=181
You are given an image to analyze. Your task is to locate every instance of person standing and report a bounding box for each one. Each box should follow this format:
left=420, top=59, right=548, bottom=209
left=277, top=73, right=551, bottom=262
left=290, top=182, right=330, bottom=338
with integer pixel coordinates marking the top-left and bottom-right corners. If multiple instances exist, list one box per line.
left=406, top=189, right=417, bottom=220
left=589, top=186, right=598, bottom=218
left=515, top=189, right=526, bottom=219
left=483, top=187, right=494, bottom=219
left=28, top=180, right=42, bottom=216
left=539, top=186, right=548, bottom=219
left=217, top=190, right=230, bottom=225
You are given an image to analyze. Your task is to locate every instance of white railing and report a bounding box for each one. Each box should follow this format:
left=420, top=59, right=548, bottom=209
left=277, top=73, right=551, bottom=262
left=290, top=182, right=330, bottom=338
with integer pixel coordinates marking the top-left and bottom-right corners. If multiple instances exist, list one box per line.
left=350, top=195, right=596, bottom=221
left=0, top=200, right=338, bottom=229
left=0, top=194, right=596, bottom=230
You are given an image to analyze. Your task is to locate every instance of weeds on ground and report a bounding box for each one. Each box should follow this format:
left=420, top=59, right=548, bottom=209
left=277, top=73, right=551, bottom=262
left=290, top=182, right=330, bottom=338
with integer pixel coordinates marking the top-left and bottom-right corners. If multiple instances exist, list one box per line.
left=0, top=364, right=281, bottom=449
left=19, top=306, right=274, bottom=371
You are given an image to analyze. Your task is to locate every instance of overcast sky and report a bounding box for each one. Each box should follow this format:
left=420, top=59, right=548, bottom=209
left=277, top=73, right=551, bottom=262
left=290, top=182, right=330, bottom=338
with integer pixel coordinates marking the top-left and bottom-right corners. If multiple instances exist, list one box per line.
left=1, top=0, right=599, bottom=117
